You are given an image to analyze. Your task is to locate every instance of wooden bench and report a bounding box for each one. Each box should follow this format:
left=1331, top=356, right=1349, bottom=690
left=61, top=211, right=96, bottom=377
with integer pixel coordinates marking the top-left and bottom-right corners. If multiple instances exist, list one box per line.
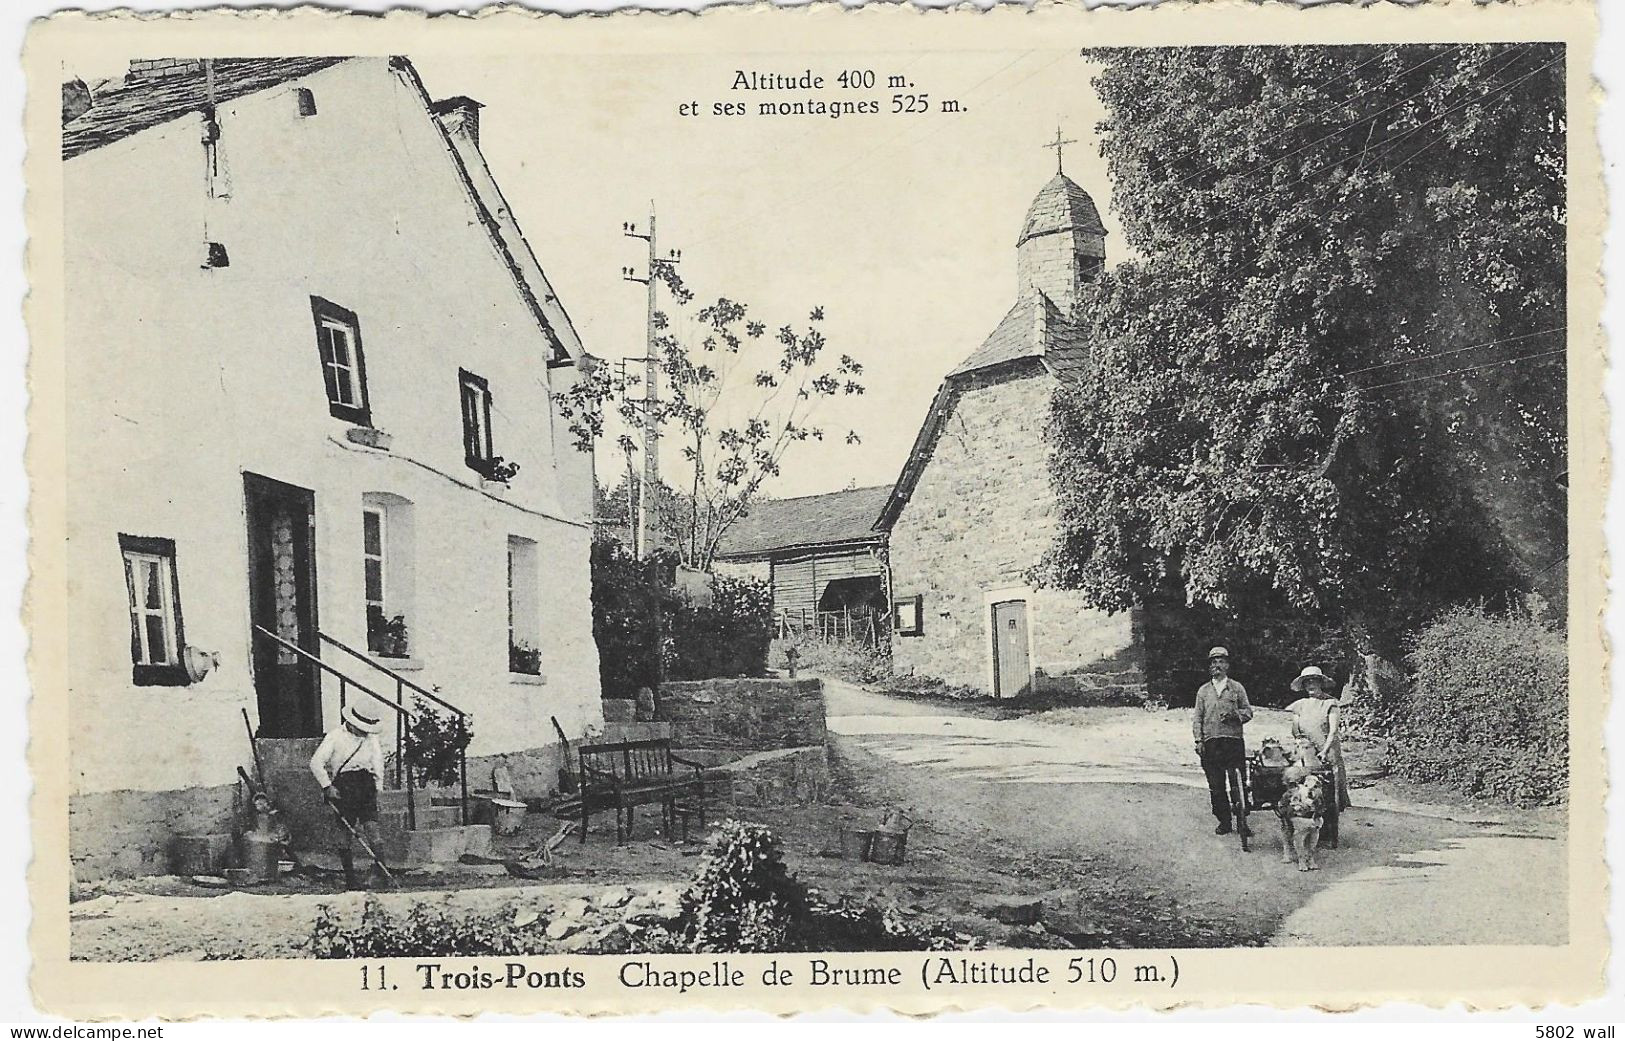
left=577, top=738, right=706, bottom=843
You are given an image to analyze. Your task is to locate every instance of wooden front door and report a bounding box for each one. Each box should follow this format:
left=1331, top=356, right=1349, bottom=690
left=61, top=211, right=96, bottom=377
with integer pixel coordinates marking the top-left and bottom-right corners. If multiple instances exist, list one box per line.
left=244, top=473, right=322, bottom=737
left=991, top=600, right=1031, bottom=698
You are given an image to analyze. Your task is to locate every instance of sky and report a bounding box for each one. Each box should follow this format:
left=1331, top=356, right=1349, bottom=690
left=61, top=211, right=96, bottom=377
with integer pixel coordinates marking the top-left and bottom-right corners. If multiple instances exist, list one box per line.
left=410, top=48, right=1121, bottom=500
left=65, top=47, right=1122, bottom=501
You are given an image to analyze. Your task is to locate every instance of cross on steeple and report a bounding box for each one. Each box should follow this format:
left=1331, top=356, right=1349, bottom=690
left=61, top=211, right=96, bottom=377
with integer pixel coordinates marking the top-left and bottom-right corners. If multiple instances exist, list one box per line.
left=1043, top=125, right=1077, bottom=174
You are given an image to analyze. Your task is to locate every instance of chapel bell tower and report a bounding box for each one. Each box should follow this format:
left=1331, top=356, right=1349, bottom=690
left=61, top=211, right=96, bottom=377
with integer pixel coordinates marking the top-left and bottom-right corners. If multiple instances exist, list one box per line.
left=1016, top=128, right=1108, bottom=315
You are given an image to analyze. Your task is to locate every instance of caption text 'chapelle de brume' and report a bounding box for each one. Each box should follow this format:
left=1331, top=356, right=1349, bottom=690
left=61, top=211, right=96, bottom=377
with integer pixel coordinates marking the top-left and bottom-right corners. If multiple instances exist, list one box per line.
left=363, top=954, right=1182, bottom=994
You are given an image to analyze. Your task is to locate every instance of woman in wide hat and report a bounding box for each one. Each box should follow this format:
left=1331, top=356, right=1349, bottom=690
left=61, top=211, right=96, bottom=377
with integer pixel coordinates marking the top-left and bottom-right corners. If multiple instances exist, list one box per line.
left=1286, top=665, right=1351, bottom=847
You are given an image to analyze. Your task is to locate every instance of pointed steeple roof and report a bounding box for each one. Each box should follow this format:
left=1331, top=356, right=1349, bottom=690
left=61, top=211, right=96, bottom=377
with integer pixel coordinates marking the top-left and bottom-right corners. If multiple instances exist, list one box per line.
left=1017, top=172, right=1107, bottom=245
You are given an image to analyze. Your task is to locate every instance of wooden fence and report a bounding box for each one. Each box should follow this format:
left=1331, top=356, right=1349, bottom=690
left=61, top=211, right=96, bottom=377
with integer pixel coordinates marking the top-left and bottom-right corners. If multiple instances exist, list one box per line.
left=777, top=606, right=888, bottom=647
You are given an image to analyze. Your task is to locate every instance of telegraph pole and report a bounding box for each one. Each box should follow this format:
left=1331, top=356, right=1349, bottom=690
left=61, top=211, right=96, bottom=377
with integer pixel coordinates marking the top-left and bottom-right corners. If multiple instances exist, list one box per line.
left=622, top=205, right=681, bottom=560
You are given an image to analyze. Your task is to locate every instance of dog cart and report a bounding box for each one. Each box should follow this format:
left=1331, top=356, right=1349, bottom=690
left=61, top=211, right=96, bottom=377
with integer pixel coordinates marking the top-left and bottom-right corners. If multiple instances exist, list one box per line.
left=1241, top=740, right=1340, bottom=853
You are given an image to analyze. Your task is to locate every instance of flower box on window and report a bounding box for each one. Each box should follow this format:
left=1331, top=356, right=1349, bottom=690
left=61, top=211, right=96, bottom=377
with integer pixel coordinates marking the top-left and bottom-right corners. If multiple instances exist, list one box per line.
left=366, top=606, right=410, bottom=659
left=509, top=640, right=542, bottom=676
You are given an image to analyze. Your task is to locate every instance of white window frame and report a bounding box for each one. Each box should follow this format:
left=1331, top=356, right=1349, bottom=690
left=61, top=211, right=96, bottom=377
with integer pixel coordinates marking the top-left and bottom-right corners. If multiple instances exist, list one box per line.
left=362, top=505, right=387, bottom=619
left=507, top=535, right=542, bottom=676
left=318, top=317, right=361, bottom=409
left=124, top=550, right=179, bottom=667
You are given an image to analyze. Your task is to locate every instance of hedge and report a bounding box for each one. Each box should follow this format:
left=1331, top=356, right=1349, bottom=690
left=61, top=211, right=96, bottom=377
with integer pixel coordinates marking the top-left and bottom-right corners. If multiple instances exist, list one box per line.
left=1388, top=601, right=1567, bottom=806
left=591, top=539, right=774, bottom=695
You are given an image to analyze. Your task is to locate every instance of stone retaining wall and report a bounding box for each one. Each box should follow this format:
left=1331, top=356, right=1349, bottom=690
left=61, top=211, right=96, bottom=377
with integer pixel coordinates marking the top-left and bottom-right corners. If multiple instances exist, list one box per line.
left=708, top=746, right=830, bottom=807
left=657, top=677, right=826, bottom=753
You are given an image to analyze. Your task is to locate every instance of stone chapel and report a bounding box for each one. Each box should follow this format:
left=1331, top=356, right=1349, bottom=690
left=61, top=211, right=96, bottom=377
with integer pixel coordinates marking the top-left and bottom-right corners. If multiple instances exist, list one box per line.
left=878, top=163, right=1147, bottom=698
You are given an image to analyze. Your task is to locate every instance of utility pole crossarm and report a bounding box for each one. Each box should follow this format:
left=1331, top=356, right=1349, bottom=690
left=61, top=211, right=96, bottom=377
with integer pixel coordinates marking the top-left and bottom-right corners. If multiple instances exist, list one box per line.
left=620, top=205, right=682, bottom=560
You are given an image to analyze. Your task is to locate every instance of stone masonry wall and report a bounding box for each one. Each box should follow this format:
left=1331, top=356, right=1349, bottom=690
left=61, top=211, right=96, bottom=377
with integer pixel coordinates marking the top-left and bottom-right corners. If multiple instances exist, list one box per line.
left=889, top=366, right=1143, bottom=694
left=657, top=678, right=826, bottom=754
left=70, top=785, right=237, bottom=880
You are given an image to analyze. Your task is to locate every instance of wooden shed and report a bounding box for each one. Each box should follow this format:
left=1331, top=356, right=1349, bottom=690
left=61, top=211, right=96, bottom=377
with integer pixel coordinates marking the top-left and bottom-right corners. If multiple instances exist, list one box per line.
left=713, top=485, right=892, bottom=642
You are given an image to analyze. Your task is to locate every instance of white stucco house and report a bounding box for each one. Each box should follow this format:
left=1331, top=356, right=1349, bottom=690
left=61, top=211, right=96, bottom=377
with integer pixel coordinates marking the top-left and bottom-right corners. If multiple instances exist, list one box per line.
left=62, top=56, right=604, bottom=877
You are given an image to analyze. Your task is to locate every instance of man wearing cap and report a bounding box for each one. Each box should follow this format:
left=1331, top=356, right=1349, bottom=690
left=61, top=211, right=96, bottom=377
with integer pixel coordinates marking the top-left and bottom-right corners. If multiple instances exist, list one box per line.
left=1193, top=646, right=1254, bottom=836
left=310, top=703, right=387, bottom=889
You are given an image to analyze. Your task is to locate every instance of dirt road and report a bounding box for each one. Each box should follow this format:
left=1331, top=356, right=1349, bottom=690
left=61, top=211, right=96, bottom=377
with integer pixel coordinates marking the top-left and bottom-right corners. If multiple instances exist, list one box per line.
left=824, top=679, right=1566, bottom=947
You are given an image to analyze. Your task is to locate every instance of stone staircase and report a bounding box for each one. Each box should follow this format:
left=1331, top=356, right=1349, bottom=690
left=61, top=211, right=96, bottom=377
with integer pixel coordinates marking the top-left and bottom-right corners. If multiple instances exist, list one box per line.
left=257, top=737, right=491, bottom=871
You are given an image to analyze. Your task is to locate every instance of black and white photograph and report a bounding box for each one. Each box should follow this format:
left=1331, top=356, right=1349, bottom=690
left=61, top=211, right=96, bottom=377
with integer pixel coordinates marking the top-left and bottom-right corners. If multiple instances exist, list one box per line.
left=20, top=3, right=1606, bottom=1019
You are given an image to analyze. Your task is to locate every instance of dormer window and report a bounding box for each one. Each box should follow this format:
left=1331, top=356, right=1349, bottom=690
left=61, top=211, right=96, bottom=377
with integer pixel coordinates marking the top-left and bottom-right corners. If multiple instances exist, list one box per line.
left=310, top=296, right=371, bottom=426
left=295, top=88, right=317, bottom=117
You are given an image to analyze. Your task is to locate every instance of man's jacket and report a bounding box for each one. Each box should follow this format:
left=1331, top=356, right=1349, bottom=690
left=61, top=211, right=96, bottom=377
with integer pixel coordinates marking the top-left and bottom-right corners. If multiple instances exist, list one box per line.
left=1193, top=677, right=1254, bottom=743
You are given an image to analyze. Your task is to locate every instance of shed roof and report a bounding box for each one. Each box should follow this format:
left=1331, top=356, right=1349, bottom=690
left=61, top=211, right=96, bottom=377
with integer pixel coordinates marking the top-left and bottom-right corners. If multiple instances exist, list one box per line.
left=714, top=485, right=893, bottom=560
left=62, top=57, right=349, bottom=160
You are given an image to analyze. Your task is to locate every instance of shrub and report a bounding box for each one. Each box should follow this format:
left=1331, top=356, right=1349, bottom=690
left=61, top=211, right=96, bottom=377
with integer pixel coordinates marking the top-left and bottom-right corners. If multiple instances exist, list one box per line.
left=591, top=538, right=670, bottom=696
left=406, top=700, right=472, bottom=787
left=591, top=539, right=774, bottom=694
left=771, top=637, right=892, bottom=685
left=1388, top=600, right=1567, bottom=806
left=682, top=820, right=807, bottom=953
left=310, top=897, right=535, bottom=958
left=681, top=820, right=976, bottom=953
left=666, top=575, right=774, bottom=682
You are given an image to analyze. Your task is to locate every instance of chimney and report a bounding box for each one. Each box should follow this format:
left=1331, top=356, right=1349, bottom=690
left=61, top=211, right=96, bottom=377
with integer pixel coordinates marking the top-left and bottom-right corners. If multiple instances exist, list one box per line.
left=61, top=78, right=92, bottom=124
left=431, top=96, right=484, bottom=150
left=127, top=58, right=206, bottom=83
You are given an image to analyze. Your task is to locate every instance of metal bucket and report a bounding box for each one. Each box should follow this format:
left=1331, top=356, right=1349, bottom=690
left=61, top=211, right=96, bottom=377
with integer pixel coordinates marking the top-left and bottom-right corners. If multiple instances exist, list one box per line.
left=171, top=833, right=229, bottom=876
left=237, top=834, right=280, bottom=882
left=866, top=830, right=909, bottom=866
left=838, top=826, right=874, bottom=860
left=489, top=797, right=527, bottom=837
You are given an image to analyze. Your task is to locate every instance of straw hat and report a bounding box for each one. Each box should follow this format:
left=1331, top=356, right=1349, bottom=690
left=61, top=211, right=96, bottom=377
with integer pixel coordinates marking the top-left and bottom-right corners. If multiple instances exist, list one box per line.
left=342, top=703, right=384, bottom=734
left=1291, top=665, right=1330, bottom=692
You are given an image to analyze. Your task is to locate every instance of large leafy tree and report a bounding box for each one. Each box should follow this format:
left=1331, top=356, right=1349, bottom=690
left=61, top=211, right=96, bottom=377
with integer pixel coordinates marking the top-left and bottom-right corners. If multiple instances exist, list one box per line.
left=1048, top=43, right=1567, bottom=653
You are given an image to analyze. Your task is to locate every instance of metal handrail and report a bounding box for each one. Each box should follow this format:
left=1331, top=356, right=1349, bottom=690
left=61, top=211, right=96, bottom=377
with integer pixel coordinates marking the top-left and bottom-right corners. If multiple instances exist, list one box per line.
left=318, top=632, right=466, bottom=720
left=317, top=630, right=471, bottom=827
left=250, top=624, right=419, bottom=828
left=251, top=625, right=417, bottom=720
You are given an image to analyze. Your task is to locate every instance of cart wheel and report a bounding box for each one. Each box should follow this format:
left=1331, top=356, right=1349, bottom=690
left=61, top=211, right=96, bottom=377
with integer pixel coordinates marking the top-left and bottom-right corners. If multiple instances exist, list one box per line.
left=1228, top=764, right=1250, bottom=852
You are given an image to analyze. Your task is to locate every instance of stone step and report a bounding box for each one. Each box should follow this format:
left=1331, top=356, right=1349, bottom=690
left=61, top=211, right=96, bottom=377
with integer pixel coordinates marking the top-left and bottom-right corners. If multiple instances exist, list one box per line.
left=378, top=823, right=492, bottom=869
left=380, top=804, right=463, bottom=832
left=377, top=787, right=466, bottom=812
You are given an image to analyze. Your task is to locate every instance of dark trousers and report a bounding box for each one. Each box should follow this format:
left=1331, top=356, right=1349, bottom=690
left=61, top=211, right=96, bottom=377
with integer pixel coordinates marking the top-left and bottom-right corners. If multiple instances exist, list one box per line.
left=1200, top=737, right=1246, bottom=823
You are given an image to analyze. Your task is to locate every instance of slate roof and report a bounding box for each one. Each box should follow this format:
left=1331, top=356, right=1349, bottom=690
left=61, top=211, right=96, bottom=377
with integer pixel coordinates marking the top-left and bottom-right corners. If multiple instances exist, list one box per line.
left=714, top=485, right=893, bottom=560
left=878, top=173, right=1103, bottom=532
left=1017, top=172, right=1108, bottom=245
left=948, top=290, right=1090, bottom=378
left=62, top=57, right=349, bottom=160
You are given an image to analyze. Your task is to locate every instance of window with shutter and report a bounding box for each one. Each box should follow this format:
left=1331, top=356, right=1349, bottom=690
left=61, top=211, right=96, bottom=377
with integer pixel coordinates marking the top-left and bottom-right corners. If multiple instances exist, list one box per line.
left=118, top=534, right=189, bottom=685
left=309, top=296, right=372, bottom=426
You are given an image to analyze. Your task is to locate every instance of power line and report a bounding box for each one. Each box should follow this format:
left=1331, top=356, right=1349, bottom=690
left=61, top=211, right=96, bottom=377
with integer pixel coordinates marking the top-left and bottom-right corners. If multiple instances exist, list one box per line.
left=1080, top=327, right=1567, bottom=422
left=1173, top=49, right=1562, bottom=244
left=1341, top=326, right=1566, bottom=379
left=1165, top=43, right=1470, bottom=196
left=1354, top=346, right=1565, bottom=395
left=1151, top=44, right=1408, bottom=178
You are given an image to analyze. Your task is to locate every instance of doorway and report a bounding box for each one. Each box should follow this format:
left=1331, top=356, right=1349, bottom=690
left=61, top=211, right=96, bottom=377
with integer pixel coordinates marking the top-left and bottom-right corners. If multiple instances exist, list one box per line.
left=991, top=599, right=1031, bottom=698
left=244, top=473, right=322, bottom=737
